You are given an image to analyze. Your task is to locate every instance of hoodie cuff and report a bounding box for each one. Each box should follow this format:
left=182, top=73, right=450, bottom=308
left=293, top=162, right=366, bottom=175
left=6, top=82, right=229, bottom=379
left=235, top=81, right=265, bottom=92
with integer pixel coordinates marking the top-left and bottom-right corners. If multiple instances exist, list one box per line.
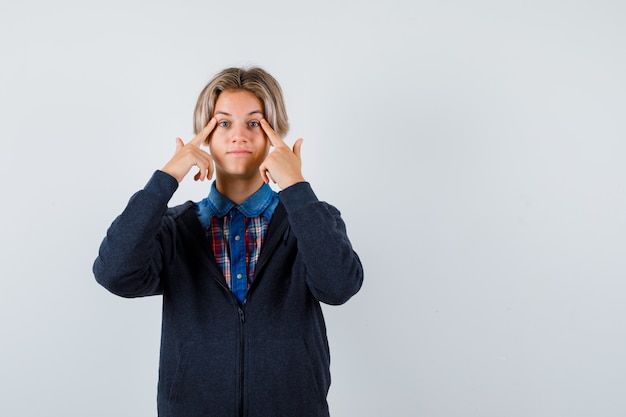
left=143, top=170, right=179, bottom=201
left=278, top=182, right=318, bottom=213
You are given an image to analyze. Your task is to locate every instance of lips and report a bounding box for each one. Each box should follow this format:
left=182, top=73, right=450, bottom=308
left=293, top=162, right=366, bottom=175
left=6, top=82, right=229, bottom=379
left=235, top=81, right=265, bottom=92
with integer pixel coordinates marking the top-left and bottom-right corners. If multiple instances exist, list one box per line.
left=227, top=150, right=252, bottom=156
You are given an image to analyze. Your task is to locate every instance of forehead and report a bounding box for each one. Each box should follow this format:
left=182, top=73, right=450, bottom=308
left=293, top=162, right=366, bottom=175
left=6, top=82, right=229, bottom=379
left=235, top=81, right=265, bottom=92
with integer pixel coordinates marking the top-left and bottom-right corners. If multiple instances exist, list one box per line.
left=214, top=90, right=263, bottom=115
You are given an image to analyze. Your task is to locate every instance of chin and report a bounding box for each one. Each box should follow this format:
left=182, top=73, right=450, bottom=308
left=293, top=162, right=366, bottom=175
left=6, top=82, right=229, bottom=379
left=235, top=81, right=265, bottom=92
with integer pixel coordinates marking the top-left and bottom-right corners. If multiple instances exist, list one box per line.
left=227, top=170, right=261, bottom=179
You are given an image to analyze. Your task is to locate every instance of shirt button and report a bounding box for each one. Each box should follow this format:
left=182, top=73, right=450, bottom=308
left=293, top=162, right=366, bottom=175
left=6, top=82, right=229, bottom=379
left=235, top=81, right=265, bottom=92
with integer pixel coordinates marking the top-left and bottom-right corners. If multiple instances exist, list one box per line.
left=235, top=235, right=241, bottom=241
left=236, top=273, right=243, bottom=279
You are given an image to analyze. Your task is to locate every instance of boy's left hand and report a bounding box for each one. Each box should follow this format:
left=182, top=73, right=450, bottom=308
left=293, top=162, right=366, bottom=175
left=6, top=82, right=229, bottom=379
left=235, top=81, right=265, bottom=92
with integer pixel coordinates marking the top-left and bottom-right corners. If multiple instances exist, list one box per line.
left=259, top=119, right=305, bottom=189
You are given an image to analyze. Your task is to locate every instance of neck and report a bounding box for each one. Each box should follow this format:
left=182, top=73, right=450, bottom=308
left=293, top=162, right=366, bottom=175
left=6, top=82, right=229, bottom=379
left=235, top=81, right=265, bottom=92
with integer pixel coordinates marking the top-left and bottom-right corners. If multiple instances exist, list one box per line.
left=215, top=175, right=265, bottom=205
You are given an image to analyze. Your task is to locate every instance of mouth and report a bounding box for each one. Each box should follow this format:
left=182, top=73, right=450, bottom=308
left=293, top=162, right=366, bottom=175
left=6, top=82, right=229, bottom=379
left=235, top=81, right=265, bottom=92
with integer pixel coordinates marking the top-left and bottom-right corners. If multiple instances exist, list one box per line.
left=227, top=150, right=252, bottom=156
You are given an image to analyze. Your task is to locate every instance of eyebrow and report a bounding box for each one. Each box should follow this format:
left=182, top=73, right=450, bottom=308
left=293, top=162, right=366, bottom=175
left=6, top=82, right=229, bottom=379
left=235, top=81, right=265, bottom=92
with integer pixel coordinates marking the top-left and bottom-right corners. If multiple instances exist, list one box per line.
left=214, top=110, right=264, bottom=117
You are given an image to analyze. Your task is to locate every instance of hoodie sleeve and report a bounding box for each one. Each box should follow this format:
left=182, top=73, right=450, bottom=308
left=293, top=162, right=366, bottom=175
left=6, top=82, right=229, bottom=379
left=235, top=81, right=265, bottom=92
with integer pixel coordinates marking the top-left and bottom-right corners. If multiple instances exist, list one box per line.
left=278, top=182, right=364, bottom=305
left=93, top=170, right=179, bottom=298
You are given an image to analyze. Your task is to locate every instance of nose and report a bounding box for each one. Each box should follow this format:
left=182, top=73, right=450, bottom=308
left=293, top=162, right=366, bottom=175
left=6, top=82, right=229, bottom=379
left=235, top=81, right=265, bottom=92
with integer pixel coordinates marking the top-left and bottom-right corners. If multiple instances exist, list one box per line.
left=231, top=123, right=248, bottom=142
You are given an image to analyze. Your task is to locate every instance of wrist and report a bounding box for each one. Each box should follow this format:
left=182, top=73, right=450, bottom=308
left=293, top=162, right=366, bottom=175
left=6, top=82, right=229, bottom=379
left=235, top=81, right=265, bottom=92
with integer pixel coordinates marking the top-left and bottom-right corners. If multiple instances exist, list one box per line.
left=280, top=176, right=306, bottom=190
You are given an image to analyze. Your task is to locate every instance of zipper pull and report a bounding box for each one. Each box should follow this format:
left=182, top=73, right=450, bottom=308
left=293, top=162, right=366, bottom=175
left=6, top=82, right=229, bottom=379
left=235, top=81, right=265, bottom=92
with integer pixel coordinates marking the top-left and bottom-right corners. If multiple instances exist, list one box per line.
left=238, top=308, right=245, bottom=323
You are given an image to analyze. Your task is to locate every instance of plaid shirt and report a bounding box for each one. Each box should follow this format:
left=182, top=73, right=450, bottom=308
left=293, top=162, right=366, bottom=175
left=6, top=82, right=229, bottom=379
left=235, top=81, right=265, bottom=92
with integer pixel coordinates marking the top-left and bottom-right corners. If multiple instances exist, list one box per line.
left=195, top=182, right=279, bottom=306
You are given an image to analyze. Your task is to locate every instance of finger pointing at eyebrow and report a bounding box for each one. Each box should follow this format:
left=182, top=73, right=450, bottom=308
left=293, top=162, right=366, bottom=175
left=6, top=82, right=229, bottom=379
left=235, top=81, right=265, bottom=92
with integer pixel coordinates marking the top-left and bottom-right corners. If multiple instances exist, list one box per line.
left=161, top=118, right=216, bottom=183
left=190, top=117, right=217, bottom=146
left=260, top=119, right=287, bottom=148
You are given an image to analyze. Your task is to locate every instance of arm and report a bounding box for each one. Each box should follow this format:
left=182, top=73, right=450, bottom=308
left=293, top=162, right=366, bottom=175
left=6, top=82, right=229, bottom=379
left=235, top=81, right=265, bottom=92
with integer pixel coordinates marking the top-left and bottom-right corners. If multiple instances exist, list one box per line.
left=279, top=182, right=364, bottom=305
left=94, top=119, right=217, bottom=297
left=93, top=171, right=179, bottom=297
left=259, top=119, right=363, bottom=305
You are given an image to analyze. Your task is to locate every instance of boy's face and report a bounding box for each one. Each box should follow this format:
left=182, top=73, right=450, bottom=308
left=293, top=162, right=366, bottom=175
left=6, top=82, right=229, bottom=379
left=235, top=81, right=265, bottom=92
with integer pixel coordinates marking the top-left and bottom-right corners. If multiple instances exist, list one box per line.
left=208, top=89, right=270, bottom=180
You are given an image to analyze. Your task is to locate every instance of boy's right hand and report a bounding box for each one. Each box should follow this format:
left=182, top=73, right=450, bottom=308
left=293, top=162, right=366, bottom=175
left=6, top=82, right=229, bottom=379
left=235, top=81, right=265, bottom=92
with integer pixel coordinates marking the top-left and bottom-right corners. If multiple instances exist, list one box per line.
left=162, top=118, right=217, bottom=183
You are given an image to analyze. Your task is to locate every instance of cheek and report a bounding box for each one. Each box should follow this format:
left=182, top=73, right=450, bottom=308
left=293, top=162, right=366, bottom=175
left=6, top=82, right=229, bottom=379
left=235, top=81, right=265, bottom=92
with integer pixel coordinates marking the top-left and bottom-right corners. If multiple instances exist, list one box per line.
left=260, top=137, right=271, bottom=155
left=208, top=130, right=226, bottom=146
left=207, top=133, right=223, bottom=153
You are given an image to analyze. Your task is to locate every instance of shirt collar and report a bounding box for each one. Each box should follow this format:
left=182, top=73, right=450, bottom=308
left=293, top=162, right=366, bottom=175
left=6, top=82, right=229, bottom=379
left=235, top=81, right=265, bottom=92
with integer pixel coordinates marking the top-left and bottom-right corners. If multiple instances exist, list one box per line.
left=205, top=182, right=277, bottom=218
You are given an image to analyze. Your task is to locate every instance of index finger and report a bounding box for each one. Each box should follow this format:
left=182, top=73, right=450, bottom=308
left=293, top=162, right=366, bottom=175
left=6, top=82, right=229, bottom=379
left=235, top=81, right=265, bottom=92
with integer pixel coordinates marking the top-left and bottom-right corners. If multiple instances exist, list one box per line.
left=260, top=119, right=288, bottom=148
left=189, top=117, right=217, bottom=147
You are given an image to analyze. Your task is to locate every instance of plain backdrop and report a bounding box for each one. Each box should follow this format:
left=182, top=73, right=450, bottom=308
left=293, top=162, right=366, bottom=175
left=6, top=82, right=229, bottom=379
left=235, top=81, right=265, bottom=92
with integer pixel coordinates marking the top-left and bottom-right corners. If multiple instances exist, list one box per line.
left=1, top=0, right=625, bottom=416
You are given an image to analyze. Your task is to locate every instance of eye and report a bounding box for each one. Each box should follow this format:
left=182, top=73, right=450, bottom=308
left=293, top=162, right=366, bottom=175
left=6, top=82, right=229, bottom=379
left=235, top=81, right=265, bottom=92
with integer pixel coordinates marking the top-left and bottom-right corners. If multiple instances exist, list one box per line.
left=248, top=121, right=260, bottom=128
left=218, top=120, right=230, bottom=128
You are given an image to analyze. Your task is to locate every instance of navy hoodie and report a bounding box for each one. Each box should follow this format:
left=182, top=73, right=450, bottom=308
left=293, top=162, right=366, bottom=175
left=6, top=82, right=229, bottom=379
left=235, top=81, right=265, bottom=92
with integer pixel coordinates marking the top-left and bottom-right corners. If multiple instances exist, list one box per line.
left=93, top=171, right=364, bottom=417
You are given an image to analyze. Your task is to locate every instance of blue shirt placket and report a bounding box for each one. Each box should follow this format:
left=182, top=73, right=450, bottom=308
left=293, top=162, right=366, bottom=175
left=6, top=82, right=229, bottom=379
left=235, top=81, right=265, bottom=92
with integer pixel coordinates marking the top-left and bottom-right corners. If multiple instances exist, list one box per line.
left=229, top=208, right=247, bottom=306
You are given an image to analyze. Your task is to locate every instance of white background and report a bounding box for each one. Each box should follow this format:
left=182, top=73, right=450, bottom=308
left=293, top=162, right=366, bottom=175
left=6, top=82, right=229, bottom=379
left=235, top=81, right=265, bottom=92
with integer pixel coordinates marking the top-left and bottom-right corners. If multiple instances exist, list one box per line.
left=1, top=0, right=625, bottom=416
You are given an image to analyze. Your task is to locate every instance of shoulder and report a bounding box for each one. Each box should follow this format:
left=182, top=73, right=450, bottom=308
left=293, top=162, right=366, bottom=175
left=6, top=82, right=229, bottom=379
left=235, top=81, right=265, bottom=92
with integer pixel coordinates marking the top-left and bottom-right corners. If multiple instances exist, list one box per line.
left=166, top=201, right=197, bottom=220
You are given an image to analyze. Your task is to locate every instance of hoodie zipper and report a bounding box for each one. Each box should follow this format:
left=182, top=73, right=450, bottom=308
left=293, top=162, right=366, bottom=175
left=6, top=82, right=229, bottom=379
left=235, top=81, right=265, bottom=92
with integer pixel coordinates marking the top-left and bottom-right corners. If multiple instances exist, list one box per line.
left=211, top=273, right=247, bottom=417
left=238, top=305, right=246, bottom=417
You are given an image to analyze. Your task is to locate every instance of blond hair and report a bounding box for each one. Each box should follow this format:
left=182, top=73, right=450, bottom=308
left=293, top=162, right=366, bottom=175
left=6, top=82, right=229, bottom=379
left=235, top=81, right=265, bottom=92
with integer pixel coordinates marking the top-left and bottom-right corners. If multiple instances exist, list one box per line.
left=193, top=67, right=289, bottom=142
